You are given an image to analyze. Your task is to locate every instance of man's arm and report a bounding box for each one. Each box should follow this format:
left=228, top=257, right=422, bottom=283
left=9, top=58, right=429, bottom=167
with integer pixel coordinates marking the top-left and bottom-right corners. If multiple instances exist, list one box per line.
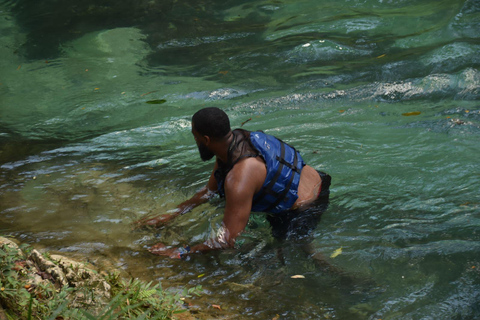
left=186, top=168, right=256, bottom=252
left=150, top=157, right=267, bottom=257
left=134, top=162, right=219, bottom=228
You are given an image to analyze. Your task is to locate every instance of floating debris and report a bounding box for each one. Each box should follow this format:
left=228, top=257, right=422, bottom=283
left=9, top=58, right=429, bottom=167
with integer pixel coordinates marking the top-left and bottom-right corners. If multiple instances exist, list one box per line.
left=145, top=99, right=167, bottom=105
left=330, top=247, right=343, bottom=258
left=402, top=111, right=421, bottom=116
left=141, top=90, right=159, bottom=97
left=241, top=118, right=252, bottom=126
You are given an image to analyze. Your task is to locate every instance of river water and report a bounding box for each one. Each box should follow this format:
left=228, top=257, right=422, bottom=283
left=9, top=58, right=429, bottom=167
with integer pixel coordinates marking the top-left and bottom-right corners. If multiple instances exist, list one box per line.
left=1, top=0, right=479, bottom=319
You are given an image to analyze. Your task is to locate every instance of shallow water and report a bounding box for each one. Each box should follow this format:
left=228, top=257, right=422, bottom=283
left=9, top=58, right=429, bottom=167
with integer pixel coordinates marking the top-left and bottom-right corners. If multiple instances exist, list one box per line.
left=1, top=0, right=479, bottom=319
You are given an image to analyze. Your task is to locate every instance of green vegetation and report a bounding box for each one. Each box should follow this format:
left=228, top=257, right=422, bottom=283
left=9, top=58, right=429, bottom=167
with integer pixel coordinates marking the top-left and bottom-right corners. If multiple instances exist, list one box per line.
left=0, top=239, right=201, bottom=320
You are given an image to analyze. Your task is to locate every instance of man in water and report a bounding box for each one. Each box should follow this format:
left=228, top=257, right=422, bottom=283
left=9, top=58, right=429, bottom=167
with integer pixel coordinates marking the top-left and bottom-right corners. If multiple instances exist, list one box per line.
left=138, top=107, right=331, bottom=258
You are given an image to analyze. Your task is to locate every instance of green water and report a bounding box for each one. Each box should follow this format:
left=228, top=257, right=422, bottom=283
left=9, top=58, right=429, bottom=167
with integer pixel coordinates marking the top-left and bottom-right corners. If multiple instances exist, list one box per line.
left=1, top=0, right=479, bottom=318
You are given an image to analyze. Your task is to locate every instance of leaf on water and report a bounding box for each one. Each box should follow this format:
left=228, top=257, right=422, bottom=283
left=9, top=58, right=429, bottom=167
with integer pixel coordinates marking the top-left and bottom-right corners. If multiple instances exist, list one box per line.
left=212, top=304, right=221, bottom=310
left=376, top=54, right=386, bottom=59
left=291, top=275, right=305, bottom=279
left=330, top=247, right=343, bottom=258
left=402, top=111, right=421, bottom=116
left=219, top=71, right=229, bottom=75
left=146, top=99, right=167, bottom=105
left=198, top=274, right=205, bottom=278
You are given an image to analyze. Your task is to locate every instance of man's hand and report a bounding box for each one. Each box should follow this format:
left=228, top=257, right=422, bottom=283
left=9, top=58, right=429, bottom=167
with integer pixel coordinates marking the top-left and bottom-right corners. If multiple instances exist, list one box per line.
left=133, top=213, right=177, bottom=229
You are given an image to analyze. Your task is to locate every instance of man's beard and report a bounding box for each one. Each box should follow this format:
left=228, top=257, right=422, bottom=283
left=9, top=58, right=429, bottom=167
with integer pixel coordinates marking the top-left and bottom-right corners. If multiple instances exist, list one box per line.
left=197, top=142, right=215, bottom=161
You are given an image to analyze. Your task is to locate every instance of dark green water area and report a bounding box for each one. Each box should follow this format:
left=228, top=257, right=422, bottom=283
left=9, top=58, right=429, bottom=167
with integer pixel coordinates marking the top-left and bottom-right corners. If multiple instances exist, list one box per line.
left=1, top=0, right=479, bottom=318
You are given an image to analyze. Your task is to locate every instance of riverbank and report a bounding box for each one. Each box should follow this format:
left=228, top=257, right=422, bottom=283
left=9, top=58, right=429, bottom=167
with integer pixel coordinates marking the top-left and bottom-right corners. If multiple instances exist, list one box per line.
left=0, top=236, right=198, bottom=320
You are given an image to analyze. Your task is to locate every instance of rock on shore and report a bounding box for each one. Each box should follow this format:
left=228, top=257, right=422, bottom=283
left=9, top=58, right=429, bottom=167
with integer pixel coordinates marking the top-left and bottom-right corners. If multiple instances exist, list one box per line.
left=0, top=236, right=111, bottom=312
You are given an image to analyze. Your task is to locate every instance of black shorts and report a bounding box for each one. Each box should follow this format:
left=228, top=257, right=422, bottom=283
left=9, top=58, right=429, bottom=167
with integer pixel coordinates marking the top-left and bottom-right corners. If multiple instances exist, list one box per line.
left=266, top=171, right=331, bottom=241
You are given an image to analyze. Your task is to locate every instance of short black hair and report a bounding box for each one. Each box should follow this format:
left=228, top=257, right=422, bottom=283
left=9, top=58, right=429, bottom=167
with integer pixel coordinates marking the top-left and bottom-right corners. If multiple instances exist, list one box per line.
left=192, top=107, right=231, bottom=139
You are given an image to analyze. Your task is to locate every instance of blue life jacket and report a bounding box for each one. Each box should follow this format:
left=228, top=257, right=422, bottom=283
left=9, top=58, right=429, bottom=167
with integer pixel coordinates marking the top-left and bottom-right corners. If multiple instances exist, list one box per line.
left=215, top=130, right=305, bottom=214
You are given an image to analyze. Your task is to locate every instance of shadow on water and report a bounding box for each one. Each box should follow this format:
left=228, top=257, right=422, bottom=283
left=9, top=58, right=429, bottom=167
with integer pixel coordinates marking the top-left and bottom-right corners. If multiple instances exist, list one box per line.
left=0, top=135, right=71, bottom=165
left=8, top=0, right=271, bottom=61
left=9, top=0, right=174, bottom=59
left=9, top=0, right=477, bottom=88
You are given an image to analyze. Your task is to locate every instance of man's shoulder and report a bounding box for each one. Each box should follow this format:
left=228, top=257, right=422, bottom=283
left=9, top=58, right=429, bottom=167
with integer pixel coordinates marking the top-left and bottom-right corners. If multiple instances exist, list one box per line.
left=231, top=156, right=265, bottom=173
left=225, top=157, right=266, bottom=191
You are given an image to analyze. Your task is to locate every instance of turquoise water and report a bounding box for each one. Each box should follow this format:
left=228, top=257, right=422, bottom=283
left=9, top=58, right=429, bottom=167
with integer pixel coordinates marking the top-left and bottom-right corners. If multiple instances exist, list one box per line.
left=1, top=0, right=479, bottom=318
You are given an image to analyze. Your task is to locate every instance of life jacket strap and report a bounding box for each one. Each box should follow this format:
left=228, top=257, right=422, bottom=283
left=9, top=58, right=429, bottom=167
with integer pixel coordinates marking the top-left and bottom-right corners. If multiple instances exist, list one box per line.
left=276, top=156, right=301, bottom=173
left=264, top=147, right=298, bottom=212
left=252, top=141, right=300, bottom=211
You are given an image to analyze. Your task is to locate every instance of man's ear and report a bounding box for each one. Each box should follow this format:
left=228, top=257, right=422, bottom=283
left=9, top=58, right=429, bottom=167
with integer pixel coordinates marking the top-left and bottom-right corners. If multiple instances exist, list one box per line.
left=204, top=135, right=211, bottom=146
